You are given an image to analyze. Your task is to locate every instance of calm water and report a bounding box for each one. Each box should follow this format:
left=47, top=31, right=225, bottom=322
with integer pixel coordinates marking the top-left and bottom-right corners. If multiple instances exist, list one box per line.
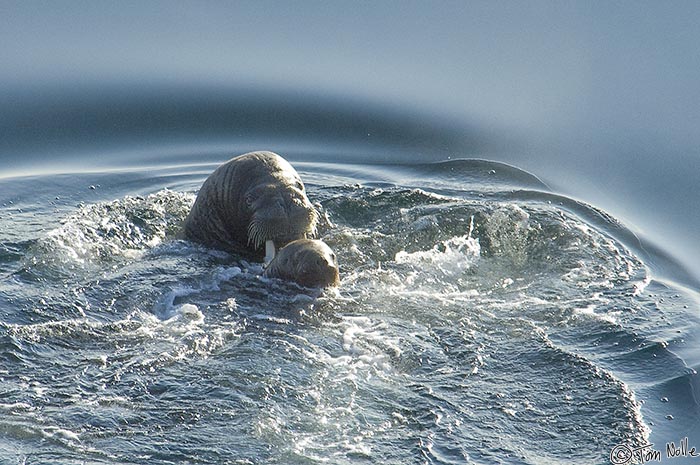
left=2, top=2, right=700, bottom=464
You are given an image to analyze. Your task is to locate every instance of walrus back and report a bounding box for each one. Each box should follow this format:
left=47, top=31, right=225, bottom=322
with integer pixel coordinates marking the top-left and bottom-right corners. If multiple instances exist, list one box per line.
left=182, top=158, right=250, bottom=252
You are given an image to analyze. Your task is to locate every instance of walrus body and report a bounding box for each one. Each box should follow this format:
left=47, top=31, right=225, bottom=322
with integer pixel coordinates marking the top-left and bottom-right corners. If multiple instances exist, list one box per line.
left=263, top=239, right=339, bottom=288
left=182, top=151, right=318, bottom=258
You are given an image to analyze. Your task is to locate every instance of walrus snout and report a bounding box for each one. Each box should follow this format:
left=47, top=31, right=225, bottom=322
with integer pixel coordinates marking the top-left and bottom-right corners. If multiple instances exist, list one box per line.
left=249, top=209, right=317, bottom=250
left=316, top=260, right=340, bottom=287
left=299, top=254, right=339, bottom=287
left=247, top=192, right=318, bottom=249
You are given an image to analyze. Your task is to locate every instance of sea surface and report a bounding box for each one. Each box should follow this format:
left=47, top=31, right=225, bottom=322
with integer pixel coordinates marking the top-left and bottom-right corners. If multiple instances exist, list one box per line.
left=2, top=3, right=700, bottom=462
left=1, top=132, right=699, bottom=464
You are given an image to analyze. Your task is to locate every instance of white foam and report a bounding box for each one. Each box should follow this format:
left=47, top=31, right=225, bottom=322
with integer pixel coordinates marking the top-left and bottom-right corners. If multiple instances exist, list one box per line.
left=41, top=425, right=81, bottom=442
left=165, top=304, right=204, bottom=324
left=210, top=266, right=242, bottom=290
left=153, top=264, right=243, bottom=321
left=633, top=275, right=652, bottom=296
left=37, top=189, right=194, bottom=268
left=30, top=381, right=48, bottom=398
left=0, top=402, right=35, bottom=412
left=154, top=286, right=198, bottom=320
left=573, top=303, right=619, bottom=325
left=395, top=234, right=479, bottom=265
left=395, top=218, right=480, bottom=278
left=336, top=316, right=399, bottom=374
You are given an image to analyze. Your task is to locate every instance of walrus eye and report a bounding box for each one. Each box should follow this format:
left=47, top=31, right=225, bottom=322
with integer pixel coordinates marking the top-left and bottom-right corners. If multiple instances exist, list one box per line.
left=295, top=180, right=304, bottom=191
left=244, top=193, right=253, bottom=207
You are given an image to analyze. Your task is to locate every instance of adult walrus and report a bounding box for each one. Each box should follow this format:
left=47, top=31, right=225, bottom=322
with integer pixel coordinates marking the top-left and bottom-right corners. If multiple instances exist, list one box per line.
left=263, top=239, right=339, bottom=288
left=182, top=151, right=318, bottom=259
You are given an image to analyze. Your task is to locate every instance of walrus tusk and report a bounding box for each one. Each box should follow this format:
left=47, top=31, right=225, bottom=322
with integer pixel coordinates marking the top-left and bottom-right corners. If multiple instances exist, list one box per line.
left=264, top=240, right=276, bottom=264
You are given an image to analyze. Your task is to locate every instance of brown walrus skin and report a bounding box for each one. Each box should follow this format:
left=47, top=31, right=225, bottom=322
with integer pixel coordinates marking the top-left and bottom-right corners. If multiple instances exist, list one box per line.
left=182, top=151, right=318, bottom=259
left=263, top=239, right=339, bottom=288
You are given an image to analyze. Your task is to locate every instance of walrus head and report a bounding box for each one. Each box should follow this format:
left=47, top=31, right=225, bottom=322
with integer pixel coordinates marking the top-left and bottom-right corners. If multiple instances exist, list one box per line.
left=264, top=239, right=340, bottom=288
left=244, top=179, right=318, bottom=250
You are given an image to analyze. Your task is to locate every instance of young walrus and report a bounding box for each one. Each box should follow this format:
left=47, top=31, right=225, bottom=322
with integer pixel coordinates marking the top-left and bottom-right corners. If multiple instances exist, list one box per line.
left=182, top=151, right=318, bottom=259
left=263, top=239, right=339, bottom=288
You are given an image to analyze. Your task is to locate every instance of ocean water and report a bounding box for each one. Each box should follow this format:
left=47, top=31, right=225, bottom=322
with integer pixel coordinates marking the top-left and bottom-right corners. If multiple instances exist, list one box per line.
left=3, top=2, right=700, bottom=464
left=1, top=136, right=699, bottom=464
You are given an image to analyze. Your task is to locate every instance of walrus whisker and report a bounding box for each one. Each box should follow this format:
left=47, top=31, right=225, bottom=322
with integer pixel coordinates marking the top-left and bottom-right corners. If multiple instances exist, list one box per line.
left=247, top=220, right=267, bottom=249
left=247, top=221, right=258, bottom=247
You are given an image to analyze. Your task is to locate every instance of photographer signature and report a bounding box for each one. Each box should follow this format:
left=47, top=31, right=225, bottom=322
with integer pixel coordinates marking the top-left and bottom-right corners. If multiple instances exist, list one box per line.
left=610, top=438, right=699, bottom=464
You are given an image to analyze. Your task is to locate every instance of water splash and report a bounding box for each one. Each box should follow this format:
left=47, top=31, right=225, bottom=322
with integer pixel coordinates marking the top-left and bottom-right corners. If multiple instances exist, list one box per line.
left=30, top=189, right=193, bottom=270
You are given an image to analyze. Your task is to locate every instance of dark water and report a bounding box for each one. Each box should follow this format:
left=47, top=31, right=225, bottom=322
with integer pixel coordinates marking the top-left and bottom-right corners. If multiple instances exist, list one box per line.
left=2, top=2, right=700, bottom=464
